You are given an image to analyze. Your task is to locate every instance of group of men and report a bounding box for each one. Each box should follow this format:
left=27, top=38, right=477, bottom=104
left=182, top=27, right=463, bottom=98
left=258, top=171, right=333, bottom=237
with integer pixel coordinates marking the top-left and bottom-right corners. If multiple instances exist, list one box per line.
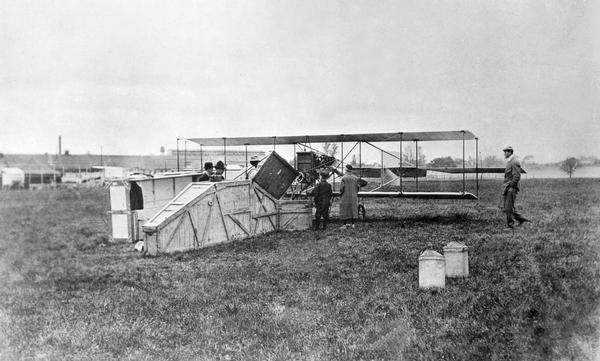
left=192, top=156, right=262, bottom=183
left=193, top=161, right=226, bottom=182
left=310, top=145, right=529, bottom=231
left=310, top=164, right=366, bottom=231
left=191, top=146, right=528, bottom=230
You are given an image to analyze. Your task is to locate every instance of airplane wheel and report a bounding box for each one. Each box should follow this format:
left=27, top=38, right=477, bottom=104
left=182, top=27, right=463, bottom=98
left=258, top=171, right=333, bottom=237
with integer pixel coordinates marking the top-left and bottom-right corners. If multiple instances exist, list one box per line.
left=358, top=204, right=366, bottom=221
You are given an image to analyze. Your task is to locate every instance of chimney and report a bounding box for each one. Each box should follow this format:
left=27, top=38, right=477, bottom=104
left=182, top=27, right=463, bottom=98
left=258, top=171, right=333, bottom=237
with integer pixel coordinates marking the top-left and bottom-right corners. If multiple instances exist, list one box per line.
left=58, top=135, right=62, bottom=156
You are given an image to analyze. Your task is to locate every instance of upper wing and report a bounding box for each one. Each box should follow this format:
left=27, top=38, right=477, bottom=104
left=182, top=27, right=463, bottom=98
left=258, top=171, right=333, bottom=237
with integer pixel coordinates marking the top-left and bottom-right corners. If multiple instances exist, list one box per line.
left=185, top=130, right=477, bottom=146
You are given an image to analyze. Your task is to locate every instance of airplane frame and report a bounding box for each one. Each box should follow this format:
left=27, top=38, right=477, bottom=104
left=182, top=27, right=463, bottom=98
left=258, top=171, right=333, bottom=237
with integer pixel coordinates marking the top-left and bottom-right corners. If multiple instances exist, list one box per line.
left=180, top=130, right=483, bottom=201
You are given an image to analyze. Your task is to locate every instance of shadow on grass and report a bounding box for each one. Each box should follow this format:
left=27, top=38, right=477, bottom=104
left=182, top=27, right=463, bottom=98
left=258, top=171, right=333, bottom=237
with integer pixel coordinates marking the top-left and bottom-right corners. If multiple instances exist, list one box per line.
left=363, top=212, right=485, bottom=226
left=164, top=231, right=286, bottom=262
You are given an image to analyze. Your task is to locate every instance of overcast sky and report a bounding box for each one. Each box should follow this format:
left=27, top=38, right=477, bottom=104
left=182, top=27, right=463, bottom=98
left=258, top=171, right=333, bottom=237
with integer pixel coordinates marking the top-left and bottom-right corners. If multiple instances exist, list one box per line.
left=1, top=0, right=598, bottom=163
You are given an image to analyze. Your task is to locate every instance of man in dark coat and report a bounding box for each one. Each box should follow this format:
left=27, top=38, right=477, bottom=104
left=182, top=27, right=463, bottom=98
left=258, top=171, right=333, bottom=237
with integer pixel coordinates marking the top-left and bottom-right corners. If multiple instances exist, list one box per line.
left=502, top=146, right=528, bottom=228
left=311, top=171, right=333, bottom=230
left=194, top=162, right=214, bottom=182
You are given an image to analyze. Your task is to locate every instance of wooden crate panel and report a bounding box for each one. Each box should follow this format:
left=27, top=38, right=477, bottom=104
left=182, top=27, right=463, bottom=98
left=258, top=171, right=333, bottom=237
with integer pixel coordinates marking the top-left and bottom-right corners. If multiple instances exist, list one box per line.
left=216, top=183, right=251, bottom=213
left=109, top=185, right=129, bottom=211
left=167, top=213, right=196, bottom=253
left=110, top=212, right=131, bottom=241
left=225, top=212, right=252, bottom=240
left=253, top=215, right=277, bottom=235
left=279, top=200, right=312, bottom=231
left=205, top=195, right=229, bottom=246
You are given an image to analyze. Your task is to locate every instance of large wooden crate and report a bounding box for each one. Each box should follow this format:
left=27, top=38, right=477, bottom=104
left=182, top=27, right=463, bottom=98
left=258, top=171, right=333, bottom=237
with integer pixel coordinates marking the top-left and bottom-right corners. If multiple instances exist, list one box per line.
left=142, top=180, right=311, bottom=255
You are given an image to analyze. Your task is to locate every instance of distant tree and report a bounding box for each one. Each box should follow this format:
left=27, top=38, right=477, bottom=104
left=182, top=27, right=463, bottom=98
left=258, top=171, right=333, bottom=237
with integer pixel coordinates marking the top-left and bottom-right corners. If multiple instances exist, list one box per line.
left=323, top=142, right=339, bottom=157
left=482, top=155, right=504, bottom=167
left=403, top=145, right=426, bottom=165
left=428, top=156, right=457, bottom=168
left=522, top=155, right=534, bottom=165
left=560, top=157, right=578, bottom=178
left=350, top=154, right=358, bottom=166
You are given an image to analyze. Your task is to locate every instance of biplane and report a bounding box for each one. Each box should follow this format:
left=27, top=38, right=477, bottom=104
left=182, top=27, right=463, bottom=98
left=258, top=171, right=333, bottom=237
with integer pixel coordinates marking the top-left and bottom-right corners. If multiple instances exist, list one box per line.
left=107, top=130, right=514, bottom=254
left=181, top=130, right=491, bottom=205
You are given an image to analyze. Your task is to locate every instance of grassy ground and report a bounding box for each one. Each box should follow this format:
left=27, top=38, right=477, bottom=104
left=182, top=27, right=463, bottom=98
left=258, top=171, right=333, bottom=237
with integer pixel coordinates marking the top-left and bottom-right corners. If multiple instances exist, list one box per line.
left=0, top=179, right=599, bottom=360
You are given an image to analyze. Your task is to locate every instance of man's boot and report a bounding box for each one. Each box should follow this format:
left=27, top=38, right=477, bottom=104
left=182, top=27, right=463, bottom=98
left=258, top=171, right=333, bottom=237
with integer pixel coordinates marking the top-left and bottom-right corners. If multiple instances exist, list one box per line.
left=516, top=216, right=529, bottom=226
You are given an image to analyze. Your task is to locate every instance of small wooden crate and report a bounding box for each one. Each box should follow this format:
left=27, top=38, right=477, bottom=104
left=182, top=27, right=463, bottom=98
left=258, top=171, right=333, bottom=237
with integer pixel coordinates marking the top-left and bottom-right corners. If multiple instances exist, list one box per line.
left=253, top=152, right=299, bottom=199
left=108, top=210, right=137, bottom=242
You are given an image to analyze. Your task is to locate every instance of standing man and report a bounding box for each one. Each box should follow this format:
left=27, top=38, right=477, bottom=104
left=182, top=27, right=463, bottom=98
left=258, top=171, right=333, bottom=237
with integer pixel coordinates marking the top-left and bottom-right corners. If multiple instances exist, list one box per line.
left=311, top=171, right=333, bottom=230
left=502, top=146, right=529, bottom=228
left=247, top=156, right=261, bottom=180
left=339, top=164, right=366, bottom=229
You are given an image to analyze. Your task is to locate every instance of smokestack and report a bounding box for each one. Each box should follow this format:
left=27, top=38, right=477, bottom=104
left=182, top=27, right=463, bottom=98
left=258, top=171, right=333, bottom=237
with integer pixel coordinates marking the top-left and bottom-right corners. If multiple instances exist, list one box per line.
left=58, top=135, right=62, bottom=156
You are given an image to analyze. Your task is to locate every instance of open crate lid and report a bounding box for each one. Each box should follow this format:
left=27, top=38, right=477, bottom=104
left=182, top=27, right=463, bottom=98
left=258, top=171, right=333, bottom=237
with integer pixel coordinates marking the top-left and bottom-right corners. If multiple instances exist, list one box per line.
left=252, top=151, right=299, bottom=199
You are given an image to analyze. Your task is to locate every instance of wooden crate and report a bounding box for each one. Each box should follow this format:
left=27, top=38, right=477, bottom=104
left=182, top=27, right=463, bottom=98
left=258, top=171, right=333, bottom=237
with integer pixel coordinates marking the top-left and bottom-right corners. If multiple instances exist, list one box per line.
left=109, top=183, right=130, bottom=211
left=253, top=151, right=299, bottom=199
left=108, top=210, right=137, bottom=242
left=142, top=180, right=309, bottom=255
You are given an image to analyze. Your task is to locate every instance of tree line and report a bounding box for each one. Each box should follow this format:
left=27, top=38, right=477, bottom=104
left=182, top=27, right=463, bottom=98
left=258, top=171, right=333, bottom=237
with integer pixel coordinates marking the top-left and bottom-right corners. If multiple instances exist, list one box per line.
left=321, top=143, right=595, bottom=178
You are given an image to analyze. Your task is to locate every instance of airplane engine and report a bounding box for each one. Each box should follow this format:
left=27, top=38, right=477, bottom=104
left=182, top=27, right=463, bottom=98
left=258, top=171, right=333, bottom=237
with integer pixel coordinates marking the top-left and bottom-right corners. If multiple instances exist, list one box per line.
left=296, top=151, right=338, bottom=184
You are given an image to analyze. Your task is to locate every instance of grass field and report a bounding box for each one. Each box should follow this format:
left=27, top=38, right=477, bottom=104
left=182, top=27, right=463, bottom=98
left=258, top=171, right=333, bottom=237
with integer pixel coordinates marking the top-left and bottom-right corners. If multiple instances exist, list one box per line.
left=1, top=179, right=599, bottom=360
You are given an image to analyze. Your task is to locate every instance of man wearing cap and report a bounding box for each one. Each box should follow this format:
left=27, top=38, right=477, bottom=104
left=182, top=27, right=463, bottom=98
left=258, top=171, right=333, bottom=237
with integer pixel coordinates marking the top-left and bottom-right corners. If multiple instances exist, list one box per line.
left=247, top=156, right=261, bottom=180
left=502, top=146, right=528, bottom=228
left=194, top=162, right=214, bottom=182
left=339, top=164, right=366, bottom=229
left=311, top=171, right=333, bottom=230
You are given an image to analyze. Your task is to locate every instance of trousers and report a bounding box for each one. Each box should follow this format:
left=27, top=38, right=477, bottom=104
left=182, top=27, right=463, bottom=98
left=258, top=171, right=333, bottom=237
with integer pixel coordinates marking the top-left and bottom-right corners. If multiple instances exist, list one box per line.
left=314, top=206, right=330, bottom=230
left=503, top=188, right=526, bottom=226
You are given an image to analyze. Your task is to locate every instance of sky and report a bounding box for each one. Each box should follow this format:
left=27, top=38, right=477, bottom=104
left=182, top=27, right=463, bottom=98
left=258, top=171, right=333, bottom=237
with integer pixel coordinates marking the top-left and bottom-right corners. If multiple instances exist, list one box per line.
left=1, top=0, right=599, bottom=163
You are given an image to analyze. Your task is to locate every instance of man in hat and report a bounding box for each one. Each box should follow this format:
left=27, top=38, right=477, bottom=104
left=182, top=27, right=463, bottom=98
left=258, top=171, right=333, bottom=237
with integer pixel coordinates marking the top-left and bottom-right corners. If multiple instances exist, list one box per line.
left=502, top=146, right=528, bottom=228
left=339, top=164, right=366, bottom=228
left=194, top=162, right=214, bottom=182
left=247, top=155, right=261, bottom=180
left=210, top=160, right=225, bottom=182
left=311, top=171, right=333, bottom=230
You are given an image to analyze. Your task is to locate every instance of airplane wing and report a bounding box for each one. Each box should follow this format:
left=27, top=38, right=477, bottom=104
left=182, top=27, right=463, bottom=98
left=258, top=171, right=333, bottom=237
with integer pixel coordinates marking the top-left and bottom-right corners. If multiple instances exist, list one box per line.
left=331, top=191, right=478, bottom=200
left=185, top=130, right=477, bottom=146
left=355, top=167, right=427, bottom=178
left=426, top=167, right=526, bottom=174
